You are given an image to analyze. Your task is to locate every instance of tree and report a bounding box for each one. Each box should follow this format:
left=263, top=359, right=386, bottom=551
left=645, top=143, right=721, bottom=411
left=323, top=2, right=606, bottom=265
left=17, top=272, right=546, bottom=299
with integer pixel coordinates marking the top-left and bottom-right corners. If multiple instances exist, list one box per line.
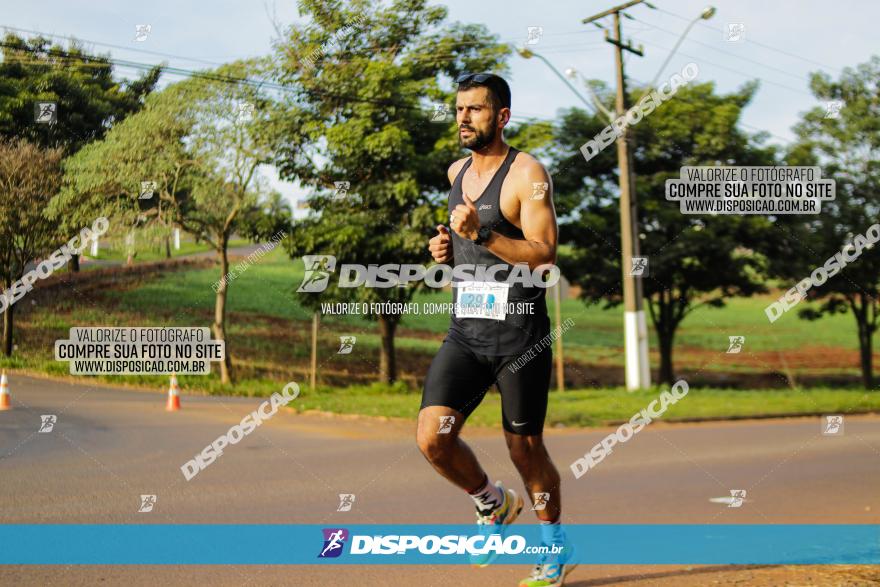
left=0, top=33, right=160, bottom=271
left=54, top=61, right=278, bottom=383
left=780, top=56, right=880, bottom=389
left=0, top=139, right=64, bottom=355
left=552, top=81, right=778, bottom=383
left=0, top=33, right=160, bottom=150
left=273, top=0, right=508, bottom=382
left=237, top=192, right=293, bottom=243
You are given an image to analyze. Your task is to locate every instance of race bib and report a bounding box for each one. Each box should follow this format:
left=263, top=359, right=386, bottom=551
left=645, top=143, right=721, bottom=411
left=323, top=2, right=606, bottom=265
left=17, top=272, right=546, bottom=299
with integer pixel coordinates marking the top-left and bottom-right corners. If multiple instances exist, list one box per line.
left=455, top=281, right=509, bottom=321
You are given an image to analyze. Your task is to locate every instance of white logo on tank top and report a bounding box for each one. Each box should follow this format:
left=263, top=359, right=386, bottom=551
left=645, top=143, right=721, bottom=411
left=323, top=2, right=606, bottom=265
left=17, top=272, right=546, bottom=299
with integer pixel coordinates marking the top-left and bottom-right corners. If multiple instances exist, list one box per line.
left=478, top=204, right=492, bottom=211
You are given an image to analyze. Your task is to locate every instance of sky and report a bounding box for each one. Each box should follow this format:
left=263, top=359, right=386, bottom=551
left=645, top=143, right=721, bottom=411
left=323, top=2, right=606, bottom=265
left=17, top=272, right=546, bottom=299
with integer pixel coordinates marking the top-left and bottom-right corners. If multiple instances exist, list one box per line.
left=3, top=0, right=877, bottom=210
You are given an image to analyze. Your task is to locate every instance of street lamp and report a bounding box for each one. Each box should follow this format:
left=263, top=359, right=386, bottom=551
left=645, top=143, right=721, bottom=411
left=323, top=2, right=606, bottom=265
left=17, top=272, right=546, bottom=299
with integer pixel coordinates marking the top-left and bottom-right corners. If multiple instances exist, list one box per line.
left=516, top=46, right=603, bottom=393
left=645, top=6, right=716, bottom=90
left=518, top=6, right=715, bottom=391
left=564, top=67, right=615, bottom=122
left=515, top=46, right=598, bottom=114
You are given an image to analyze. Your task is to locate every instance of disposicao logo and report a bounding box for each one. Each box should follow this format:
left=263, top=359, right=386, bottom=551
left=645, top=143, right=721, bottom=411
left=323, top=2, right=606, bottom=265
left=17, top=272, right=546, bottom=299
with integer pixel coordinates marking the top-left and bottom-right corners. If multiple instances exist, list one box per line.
left=296, top=256, right=559, bottom=292
left=319, top=528, right=349, bottom=558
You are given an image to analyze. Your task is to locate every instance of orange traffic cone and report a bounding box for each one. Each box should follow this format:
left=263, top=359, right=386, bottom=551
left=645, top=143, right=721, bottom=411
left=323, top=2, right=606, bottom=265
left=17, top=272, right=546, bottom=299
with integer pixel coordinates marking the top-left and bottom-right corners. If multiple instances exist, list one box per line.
left=0, top=370, right=10, bottom=410
left=166, top=373, right=181, bottom=411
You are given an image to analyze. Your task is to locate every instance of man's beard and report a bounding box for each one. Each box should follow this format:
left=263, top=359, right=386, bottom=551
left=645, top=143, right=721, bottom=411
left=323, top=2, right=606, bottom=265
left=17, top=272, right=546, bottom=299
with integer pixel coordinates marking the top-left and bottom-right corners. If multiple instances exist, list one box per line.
left=459, top=124, right=496, bottom=151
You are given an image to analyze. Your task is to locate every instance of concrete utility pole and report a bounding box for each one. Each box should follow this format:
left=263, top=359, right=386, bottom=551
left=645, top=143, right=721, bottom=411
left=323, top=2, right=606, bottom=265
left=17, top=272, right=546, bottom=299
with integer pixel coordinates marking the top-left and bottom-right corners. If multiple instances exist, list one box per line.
left=310, top=312, right=318, bottom=390
left=553, top=282, right=565, bottom=392
left=583, top=0, right=651, bottom=390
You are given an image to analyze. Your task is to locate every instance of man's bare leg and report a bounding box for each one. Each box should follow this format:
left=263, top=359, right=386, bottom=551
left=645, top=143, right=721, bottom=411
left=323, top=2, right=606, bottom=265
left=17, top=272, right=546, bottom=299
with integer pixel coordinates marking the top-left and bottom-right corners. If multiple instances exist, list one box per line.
left=505, top=431, right=561, bottom=522
left=508, top=430, right=576, bottom=584
left=416, top=405, right=485, bottom=491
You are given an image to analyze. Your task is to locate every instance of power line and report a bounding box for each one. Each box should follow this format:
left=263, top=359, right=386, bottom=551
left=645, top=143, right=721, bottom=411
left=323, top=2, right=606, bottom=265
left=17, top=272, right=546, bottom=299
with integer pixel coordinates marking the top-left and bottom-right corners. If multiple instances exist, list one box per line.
left=1, top=23, right=607, bottom=73
left=652, top=6, right=844, bottom=76
left=627, top=36, right=816, bottom=98
left=1, top=24, right=229, bottom=68
left=0, top=40, right=431, bottom=113
left=627, top=15, right=816, bottom=85
left=0, top=23, right=802, bottom=146
left=468, top=79, right=801, bottom=146
left=625, top=74, right=797, bottom=146
left=0, top=25, right=619, bottom=118
left=532, top=42, right=619, bottom=55
left=0, top=22, right=617, bottom=103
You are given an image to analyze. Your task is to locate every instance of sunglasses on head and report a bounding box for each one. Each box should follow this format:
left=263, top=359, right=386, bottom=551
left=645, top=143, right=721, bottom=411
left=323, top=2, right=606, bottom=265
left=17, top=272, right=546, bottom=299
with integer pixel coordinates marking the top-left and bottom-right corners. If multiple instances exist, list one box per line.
left=455, top=72, right=496, bottom=84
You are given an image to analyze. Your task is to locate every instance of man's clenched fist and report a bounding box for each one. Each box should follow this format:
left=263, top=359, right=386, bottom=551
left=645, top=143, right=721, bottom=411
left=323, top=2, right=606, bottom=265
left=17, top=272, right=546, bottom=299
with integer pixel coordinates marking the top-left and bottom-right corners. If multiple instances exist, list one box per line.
left=450, top=193, right=480, bottom=241
left=428, top=225, right=452, bottom=263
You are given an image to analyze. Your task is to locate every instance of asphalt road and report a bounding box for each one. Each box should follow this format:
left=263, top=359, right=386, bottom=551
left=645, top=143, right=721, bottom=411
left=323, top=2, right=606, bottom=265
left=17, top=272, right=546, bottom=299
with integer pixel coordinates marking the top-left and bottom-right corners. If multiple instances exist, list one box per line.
left=1, top=374, right=878, bottom=586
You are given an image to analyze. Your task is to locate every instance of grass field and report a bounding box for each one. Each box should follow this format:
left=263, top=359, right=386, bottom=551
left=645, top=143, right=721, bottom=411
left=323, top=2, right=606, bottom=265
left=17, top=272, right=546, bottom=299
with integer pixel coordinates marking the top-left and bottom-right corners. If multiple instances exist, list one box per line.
left=2, top=246, right=878, bottom=427
left=97, top=247, right=872, bottom=375
left=82, top=237, right=250, bottom=265
left=290, top=383, right=879, bottom=428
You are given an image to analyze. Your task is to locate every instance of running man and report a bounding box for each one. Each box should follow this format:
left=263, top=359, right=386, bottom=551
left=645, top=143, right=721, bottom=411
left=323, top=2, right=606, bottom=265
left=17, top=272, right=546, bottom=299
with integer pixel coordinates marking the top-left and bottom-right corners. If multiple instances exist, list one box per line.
left=418, top=72, right=576, bottom=587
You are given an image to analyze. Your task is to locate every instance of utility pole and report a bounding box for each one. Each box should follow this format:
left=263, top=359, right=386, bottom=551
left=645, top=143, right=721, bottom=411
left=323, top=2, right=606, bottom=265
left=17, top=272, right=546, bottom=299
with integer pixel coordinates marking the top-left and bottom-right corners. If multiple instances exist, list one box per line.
left=583, top=0, right=651, bottom=390
left=553, top=282, right=565, bottom=392
left=310, top=312, right=318, bottom=390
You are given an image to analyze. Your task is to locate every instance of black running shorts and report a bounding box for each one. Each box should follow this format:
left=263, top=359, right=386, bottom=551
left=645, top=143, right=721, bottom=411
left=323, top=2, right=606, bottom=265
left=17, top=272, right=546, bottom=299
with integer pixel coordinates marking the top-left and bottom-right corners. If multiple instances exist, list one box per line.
left=420, top=339, right=552, bottom=436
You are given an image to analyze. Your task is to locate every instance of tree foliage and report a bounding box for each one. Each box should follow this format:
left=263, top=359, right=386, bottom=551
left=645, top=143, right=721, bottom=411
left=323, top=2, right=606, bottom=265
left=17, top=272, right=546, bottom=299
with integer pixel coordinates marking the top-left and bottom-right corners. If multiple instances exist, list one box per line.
left=273, top=0, right=509, bottom=382
left=782, top=56, right=880, bottom=388
left=0, top=33, right=160, bottom=152
left=551, top=81, right=778, bottom=382
left=55, top=60, right=279, bottom=383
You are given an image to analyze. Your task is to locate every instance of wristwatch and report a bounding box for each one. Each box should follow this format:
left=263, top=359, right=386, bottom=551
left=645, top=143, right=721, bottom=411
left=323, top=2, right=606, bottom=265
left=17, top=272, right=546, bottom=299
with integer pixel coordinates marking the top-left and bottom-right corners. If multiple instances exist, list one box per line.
left=473, top=226, right=492, bottom=246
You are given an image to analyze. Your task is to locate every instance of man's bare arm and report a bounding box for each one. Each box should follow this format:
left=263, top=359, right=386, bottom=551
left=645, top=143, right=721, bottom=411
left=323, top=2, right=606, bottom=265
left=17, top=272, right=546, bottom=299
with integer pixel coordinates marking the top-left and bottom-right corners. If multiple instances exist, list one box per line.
left=429, top=158, right=470, bottom=264
left=456, top=156, right=557, bottom=270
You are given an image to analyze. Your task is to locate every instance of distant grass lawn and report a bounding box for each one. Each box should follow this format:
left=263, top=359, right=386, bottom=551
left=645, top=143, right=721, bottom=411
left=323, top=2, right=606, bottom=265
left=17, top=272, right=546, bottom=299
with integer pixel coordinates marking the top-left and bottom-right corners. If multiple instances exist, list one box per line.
left=84, top=238, right=250, bottom=264
left=292, top=383, right=880, bottom=428
left=3, top=245, right=879, bottom=428
left=100, top=248, right=871, bottom=348
left=101, top=247, right=876, bottom=370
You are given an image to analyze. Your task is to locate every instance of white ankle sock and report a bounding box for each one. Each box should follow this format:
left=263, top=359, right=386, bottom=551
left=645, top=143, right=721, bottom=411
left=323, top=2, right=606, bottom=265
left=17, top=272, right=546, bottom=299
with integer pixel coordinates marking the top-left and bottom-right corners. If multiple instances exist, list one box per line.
left=468, top=476, right=504, bottom=513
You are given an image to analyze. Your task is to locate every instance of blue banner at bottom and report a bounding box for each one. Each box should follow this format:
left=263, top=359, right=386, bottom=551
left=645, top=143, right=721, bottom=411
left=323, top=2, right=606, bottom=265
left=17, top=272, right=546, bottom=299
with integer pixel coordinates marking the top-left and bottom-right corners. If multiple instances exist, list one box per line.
left=0, top=524, right=877, bottom=564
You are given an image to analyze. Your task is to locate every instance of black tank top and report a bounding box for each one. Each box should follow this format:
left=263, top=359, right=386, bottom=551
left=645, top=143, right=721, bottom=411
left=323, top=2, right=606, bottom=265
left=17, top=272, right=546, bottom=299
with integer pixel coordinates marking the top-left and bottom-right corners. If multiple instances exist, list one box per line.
left=446, top=146, right=551, bottom=356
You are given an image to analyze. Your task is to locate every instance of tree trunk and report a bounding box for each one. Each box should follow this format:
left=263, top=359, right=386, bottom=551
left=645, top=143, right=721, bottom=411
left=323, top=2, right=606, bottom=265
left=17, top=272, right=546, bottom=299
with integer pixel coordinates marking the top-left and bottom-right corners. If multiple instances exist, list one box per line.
left=70, top=254, right=80, bottom=272
left=857, top=320, right=874, bottom=390
left=165, top=235, right=172, bottom=259
left=649, top=290, right=677, bottom=385
left=658, top=326, right=675, bottom=384
left=849, top=294, right=876, bottom=390
left=212, top=242, right=233, bottom=384
left=378, top=314, right=397, bottom=383
left=3, top=300, right=14, bottom=357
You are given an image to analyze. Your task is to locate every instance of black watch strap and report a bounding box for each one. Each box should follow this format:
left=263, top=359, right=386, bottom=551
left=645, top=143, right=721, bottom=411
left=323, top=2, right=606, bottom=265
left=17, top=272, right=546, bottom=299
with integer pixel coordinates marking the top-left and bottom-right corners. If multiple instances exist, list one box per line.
left=474, top=226, right=492, bottom=246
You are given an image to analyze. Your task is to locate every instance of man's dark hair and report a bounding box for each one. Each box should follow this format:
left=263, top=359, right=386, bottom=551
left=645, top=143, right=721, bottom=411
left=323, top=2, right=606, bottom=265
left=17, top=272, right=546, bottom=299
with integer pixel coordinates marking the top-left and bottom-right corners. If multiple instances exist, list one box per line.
left=456, top=73, right=511, bottom=113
